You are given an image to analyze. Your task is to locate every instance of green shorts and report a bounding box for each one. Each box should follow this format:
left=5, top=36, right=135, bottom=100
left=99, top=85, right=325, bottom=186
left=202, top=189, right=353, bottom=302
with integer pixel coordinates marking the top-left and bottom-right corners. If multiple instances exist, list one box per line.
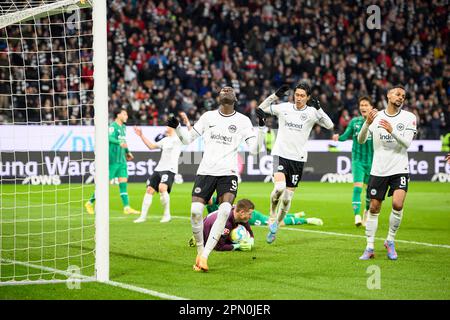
left=109, top=163, right=128, bottom=180
left=248, top=210, right=269, bottom=226
left=352, top=161, right=371, bottom=184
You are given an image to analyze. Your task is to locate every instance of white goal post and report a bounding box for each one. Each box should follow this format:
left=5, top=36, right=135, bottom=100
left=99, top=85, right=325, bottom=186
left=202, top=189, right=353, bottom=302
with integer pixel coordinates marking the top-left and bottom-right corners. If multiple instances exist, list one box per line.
left=0, top=0, right=109, bottom=284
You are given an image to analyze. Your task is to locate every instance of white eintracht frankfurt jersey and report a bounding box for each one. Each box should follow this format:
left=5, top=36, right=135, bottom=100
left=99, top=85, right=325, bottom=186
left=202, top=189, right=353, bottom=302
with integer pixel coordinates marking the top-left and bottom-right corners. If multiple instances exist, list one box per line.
left=269, top=102, right=333, bottom=162
left=154, top=135, right=183, bottom=174
left=368, top=109, right=417, bottom=177
left=191, top=110, right=256, bottom=176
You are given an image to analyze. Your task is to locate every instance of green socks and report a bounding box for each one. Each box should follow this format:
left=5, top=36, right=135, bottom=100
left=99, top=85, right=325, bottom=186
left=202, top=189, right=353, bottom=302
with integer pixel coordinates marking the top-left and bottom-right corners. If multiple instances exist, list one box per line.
left=119, top=182, right=129, bottom=207
left=284, top=215, right=307, bottom=225
left=89, top=193, right=95, bottom=204
left=365, top=191, right=370, bottom=210
left=352, top=186, right=363, bottom=215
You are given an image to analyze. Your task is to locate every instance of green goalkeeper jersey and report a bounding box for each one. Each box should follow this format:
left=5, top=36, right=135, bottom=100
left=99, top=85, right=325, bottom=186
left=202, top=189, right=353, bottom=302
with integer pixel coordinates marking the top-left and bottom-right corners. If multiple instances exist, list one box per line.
left=338, top=116, right=373, bottom=164
left=109, top=121, right=129, bottom=165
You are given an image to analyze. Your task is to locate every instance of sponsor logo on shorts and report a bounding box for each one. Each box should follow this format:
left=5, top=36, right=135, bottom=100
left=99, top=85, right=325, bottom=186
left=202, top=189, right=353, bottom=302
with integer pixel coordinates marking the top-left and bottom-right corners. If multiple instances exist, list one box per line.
left=370, top=189, right=377, bottom=196
left=396, top=123, right=405, bottom=131
left=194, top=187, right=201, bottom=193
left=277, top=165, right=284, bottom=171
left=228, top=125, right=237, bottom=133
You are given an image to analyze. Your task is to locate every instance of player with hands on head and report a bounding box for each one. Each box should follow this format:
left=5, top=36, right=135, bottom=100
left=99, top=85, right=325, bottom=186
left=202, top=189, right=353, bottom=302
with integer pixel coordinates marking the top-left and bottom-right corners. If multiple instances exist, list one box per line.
left=358, top=85, right=417, bottom=260
left=257, top=83, right=334, bottom=244
left=167, top=86, right=265, bottom=272
left=132, top=123, right=183, bottom=224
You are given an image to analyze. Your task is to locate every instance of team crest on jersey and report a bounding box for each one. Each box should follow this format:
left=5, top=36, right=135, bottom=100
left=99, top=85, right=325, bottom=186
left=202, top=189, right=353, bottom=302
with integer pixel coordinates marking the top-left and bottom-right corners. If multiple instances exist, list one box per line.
left=228, top=125, right=237, bottom=133
left=396, top=123, right=405, bottom=131
left=109, top=127, right=114, bottom=134
left=222, top=228, right=230, bottom=236
left=194, top=187, right=201, bottom=194
left=300, top=113, right=308, bottom=121
left=370, top=189, right=377, bottom=196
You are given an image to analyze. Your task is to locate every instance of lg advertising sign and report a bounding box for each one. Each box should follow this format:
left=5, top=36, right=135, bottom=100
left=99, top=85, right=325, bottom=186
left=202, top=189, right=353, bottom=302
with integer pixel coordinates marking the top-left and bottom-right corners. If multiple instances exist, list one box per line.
left=0, top=152, right=449, bottom=184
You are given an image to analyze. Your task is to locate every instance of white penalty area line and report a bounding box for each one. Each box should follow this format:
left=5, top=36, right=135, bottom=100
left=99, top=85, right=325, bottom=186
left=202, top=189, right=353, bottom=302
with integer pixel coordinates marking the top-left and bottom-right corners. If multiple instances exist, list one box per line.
left=279, top=227, right=450, bottom=249
left=142, top=215, right=450, bottom=249
left=4, top=214, right=449, bottom=249
left=0, top=258, right=188, bottom=300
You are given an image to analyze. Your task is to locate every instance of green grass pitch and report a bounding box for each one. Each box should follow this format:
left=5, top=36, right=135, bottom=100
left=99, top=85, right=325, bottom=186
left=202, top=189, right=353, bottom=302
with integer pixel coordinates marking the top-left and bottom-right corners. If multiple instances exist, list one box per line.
left=0, top=181, right=449, bottom=300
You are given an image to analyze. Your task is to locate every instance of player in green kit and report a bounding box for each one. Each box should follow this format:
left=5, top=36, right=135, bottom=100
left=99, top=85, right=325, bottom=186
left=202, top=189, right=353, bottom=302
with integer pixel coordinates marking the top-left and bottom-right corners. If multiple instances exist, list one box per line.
left=85, top=108, right=140, bottom=215
left=332, top=96, right=374, bottom=227
left=206, top=196, right=323, bottom=226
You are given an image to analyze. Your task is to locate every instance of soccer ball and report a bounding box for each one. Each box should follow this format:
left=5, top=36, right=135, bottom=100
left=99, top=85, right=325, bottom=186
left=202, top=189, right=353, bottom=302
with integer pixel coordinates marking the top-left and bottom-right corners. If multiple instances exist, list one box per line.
left=230, top=225, right=250, bottom=243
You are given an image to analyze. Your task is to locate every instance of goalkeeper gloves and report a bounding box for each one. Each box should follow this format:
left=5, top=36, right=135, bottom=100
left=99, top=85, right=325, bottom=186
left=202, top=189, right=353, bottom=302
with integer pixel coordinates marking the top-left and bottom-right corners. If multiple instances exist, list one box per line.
left=275, top=85, right=290, bottom=98
left=232, top=238, right=253, bottom=251
left=255, top=108, right=267, bottom=127
left=309, top=96, right=322, bottom=110
left=167, top=116, right=180, bottom=128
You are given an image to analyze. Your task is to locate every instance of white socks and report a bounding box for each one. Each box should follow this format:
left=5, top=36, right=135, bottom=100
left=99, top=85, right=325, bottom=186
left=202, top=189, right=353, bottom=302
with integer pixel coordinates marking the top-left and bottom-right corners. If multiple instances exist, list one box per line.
left=278, top=189, right=294, bottom=224
left=202, top=202, right=232, bottom=259
left=387, top=209, right=403, bottom=242
left=191, top=202, right=205, bottom=255
left=270, top=181, right=286, bottom=224
left=365, top=212, right=379, bottom=250
left=160, top=192, right=170, bottom=217
left=139, top=193, right=153, bottom=220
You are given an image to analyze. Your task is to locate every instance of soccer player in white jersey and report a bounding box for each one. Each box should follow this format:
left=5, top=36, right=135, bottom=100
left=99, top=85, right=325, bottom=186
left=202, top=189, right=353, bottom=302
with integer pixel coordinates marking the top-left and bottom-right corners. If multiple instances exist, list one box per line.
left=257, top=83, right=334, bottom=243
left=357, top=85, right=417, bottom=260
left=167, top=86, right=265, bottom=272
left=133, top=125, right=183, bottom=224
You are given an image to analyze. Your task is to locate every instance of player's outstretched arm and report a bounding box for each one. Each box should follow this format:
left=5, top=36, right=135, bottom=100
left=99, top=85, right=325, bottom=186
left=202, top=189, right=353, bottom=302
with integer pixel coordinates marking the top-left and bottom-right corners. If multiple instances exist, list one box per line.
left=245, top=128, right=265, bottom=155
left=358, top=109, right=377, bottom=144
left=167, top=116, right=201, bottom=145
left=336, top=118, right=354, bottom=141
left=382, top=117, right=416, bottom=149
left=310, top=97, right=334, bottom=130
left=257, top=85, right=290, bottom=113
left=134, top=126, right=159, bottom=150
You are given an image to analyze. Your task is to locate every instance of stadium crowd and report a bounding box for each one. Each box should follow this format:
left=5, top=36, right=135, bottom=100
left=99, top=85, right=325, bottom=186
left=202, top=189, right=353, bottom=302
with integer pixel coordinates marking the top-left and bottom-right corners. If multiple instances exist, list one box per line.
left=0, top=0, right=449, bottom=140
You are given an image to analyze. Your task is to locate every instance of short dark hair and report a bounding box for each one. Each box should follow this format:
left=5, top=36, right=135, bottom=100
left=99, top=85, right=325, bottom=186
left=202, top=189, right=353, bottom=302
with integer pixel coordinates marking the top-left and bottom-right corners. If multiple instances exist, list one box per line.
left=388, top=84, right=406, bottom=92
left=294, top=82, right=311, bottom=96
left=358, top=96, right=373, bottom=105
left=113, top=108, right=127, bottom=118
left=236, top=199, right=255, bottom=212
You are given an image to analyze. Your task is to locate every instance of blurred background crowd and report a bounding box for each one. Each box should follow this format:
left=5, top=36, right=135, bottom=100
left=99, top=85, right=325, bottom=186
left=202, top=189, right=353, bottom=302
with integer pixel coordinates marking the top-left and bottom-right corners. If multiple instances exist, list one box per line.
left=0, top=0, right=449, bottom=140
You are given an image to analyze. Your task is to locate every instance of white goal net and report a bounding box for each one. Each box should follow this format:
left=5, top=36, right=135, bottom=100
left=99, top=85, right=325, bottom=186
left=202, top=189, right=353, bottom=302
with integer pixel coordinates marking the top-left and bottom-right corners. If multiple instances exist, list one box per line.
left=0, top=0, right=109, bottom=284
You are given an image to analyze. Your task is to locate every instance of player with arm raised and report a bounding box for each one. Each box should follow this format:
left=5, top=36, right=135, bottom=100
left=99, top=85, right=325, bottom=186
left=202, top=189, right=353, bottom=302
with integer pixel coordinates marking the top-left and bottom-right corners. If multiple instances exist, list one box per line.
left=358, top=85, right=417, bottom=260
left=167, top=86, right=265, bottom=272
left=258, top=83, right=334, bottom=244
left=133, top=124, right=183, bottom=224
left=85, top=108, right=140, bottom=215
left=332, top=97, right=374, bottom=227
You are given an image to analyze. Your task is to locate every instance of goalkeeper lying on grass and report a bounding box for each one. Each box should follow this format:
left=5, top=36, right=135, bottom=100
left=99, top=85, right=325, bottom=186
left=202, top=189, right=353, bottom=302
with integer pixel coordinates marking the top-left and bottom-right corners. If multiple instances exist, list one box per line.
left=188, top=197, right=324, bottom=252
left=189, top=199, right=256, bottom=252
left=207, top=196, right=323, bottom=227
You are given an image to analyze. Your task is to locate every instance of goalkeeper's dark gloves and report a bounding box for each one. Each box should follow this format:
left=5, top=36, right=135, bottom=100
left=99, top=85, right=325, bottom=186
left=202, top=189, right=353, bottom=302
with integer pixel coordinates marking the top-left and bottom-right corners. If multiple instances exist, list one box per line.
left=309, top=96, right=322, bottom=110
left=255, top=108, right=267, bottom=127
left=275, top=84, right=290, bottom=98
left=167, top=116, right=179, bottom=129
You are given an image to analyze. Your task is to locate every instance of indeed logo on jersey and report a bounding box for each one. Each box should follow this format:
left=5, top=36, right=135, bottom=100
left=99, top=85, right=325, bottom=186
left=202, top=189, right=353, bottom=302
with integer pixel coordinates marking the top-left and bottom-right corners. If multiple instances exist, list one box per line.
left=285, top=121, right=303, bottom=130
left=379, top=132, right=395, bottom=142
left=210, top=132, right=233, bottom=144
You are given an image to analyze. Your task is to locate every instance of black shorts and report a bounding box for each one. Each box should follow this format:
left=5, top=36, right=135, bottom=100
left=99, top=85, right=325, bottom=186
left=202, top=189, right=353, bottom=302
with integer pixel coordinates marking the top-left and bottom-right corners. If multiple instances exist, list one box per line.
left=192, top=175, right=238, bottom=202
left=273, top=156, right=304, bottom=188
left=367, top=174, right=409, bottom=200
left=147, top=171, right=175, bottom=193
